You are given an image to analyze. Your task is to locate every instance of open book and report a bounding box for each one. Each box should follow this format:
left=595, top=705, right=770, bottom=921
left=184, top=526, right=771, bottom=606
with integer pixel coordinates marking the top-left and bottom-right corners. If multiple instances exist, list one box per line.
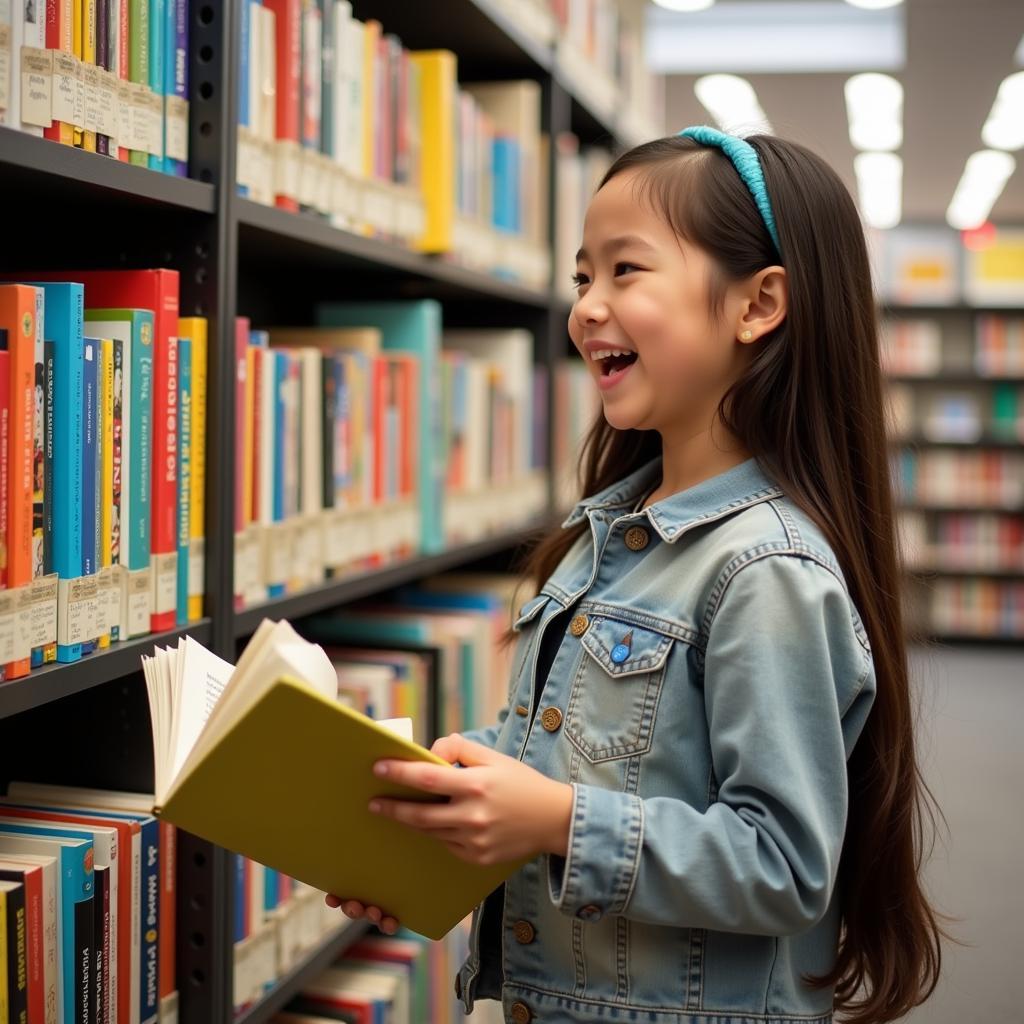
left=141, top=619, right=525, bottom=940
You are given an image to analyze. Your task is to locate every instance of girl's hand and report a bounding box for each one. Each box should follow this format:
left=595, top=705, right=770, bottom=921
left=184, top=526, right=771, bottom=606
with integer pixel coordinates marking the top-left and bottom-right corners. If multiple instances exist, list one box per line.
left=323, top=894, right=400, bottom=935
left=368, top=734, right=574, bottom=866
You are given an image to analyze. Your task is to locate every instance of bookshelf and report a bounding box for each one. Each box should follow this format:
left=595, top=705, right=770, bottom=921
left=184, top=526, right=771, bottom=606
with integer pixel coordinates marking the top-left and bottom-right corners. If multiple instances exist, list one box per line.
left=0, top=1, right=655, bottom=1022
left=883, top=303, right=1024, bottom=644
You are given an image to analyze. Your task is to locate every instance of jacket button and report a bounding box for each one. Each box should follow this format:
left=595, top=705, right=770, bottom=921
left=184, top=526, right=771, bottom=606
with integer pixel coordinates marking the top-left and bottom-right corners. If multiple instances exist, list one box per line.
left=569, top=613, right=589, bottom=636
left=454, top=973, right=462, bottom=999
left=515, top=704, right=529, bottom=717
left=624, top=526, right=650, bottom=551
left=510, top=1002, right=533, bottom=1024
left=513, top=919, right=536, bottom=944
left=578, top=903, right=604, bottom=921
left=540, top=707, right=562, bottom=732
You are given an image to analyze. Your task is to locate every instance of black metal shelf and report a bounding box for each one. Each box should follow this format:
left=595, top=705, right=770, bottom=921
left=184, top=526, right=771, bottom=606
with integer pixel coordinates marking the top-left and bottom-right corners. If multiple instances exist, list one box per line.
left=235, top=198, right=553, bottom=310
left=0, top=126, right=217, bottom=213
left=898, top=502, right=1023, bottom=515
left=887, top=373, right=1024, bottom=385
left=893, top=436, right=1022, bottom=449
left=907, top=566, right=1024, bottom=580
left=233, top=920, right=371, bottom=1024
left=0, top=619, right=212, bottom=721
left=234, top=520, right=551, bottom=639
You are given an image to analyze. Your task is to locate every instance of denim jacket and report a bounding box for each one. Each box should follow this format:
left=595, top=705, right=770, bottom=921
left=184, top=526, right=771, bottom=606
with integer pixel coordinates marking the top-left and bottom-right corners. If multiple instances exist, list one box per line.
left=456, top=456, right=877, bottom=1024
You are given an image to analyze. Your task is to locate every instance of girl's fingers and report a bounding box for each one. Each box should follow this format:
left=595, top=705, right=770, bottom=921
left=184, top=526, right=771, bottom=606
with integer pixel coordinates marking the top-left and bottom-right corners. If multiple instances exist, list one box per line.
left=324, top=894, right=342, bottom=908
left=380, top=916, right=400, bottom=935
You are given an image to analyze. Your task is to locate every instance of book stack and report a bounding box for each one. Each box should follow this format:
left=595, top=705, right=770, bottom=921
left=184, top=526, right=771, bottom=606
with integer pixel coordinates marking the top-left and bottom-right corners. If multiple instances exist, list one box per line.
left=551, top=0, right=664, bottom=147
left=233, top=304, right=549, bottom=612
left=271, top=926, right=501, bottom=1024
left=552, top=359, right=600, bottom=512
left=235, top=3, right=551, bottom=290
left=0, top=782, right=179, bottom=1024
left=554, top=133, right=613, bottom=303
left=0, top=275, right=205, bottom=679
left=0, top=0, right=191, bottom=175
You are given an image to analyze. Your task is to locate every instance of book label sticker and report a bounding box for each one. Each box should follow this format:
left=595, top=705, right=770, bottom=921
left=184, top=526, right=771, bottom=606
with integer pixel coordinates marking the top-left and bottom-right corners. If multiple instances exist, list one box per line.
left=96, top=68, right=118, bottom=138
left=126, top=567, right=152, bottom=637
left=129, top=81, right=150, bottom=152
left=0, top=593, right=15, bottom=663
left=52, top=52, right=78, bottom=124
left=152, top=551, right=178, bottom=615
left=26, top=574, right=59, bottom=649
left=166, top=95, right=188, bottom=161
left=61, top=576, right=100, bottom=646
left=117, top=79, right=132, bottom=150
left=98, top=566, right=120, bottom=631
left=71, top=55, right=85, bottom=131
left=0, top=24, right=9, bottom=112
left=21, top=48, right=53, bottom=128
left=83, top=63, right=102, bottom=134
left=189, top=538, right=204, bottom=602
left=275, top=139, right=301, bottom=201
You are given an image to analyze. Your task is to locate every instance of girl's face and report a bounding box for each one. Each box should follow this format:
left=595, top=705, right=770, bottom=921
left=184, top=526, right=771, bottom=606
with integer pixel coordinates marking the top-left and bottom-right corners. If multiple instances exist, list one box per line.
left=569, top=168, right=754, bottom=438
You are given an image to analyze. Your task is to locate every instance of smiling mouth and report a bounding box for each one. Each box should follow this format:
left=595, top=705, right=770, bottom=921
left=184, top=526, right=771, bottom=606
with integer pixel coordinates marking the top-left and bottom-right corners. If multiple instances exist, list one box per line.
left=598, top=352, right=638, bottom=376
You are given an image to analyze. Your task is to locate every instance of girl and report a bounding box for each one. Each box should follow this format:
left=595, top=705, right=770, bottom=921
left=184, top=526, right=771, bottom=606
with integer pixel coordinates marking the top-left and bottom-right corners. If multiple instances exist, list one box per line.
left=327, top=128, right=947, bottom=1024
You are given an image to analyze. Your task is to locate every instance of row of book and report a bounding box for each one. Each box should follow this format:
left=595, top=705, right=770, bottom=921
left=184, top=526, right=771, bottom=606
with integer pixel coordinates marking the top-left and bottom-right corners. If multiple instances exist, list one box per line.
left=553, top=133, right=613, bottom=304
left=235, top=2, right=549, bottom=289
left=887, top=383, right=1024, bottom=444
left=900, top=512, right=1024, bottom=574
left=880, top=317, right=1024, bottom=378
left=0, top=273, right=204, bottom=680
left=0, top=0, right=189, bottom=174
left=268, top=926, right=502, bottom=1024
left=232, top=303, right=549, bottom=611
left=0, top=782, right=177, bottom=1024
left=909, top=578, right=1024, bottom=638
left=892, top=451, right=1024, bottom=510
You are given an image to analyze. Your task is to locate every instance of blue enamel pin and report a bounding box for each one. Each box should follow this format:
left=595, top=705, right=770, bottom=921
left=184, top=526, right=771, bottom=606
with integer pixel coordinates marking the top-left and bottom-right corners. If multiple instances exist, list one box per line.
left=611, top=630, right=633, bottom=664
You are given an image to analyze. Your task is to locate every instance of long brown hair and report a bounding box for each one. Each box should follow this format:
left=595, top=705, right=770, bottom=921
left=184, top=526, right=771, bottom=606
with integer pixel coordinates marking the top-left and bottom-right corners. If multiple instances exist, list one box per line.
left=515, top=135, right=949, bottom=1022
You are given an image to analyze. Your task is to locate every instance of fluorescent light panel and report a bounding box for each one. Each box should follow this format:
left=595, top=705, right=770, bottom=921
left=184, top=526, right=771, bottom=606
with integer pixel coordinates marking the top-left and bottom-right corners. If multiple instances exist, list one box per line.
left=854, top=152, right=902, bottom=229
left=645, top=1, right=905, bottom=74
left=694, top=75, right=773, bottom=135
left=845, top=73, right=903, bottom=150
left=981, top=71, right=1024, bottom=151
left=946, top=150, right=1017, bottom=230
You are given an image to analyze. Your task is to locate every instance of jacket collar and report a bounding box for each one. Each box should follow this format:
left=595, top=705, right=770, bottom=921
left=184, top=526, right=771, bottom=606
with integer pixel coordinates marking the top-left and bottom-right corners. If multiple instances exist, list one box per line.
left=561, top=456, right=785, bottom=544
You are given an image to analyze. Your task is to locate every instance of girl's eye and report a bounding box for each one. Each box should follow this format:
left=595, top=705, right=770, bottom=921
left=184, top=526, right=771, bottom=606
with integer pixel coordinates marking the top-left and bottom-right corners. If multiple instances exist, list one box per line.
left=571, top=272, right=590, bottom=289
left=614, top=262, right=641, bottom=277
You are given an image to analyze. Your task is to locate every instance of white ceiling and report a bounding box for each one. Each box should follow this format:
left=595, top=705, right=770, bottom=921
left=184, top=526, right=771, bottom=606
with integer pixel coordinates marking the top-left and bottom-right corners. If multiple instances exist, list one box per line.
left=658, top=0, right=1024, bottom=224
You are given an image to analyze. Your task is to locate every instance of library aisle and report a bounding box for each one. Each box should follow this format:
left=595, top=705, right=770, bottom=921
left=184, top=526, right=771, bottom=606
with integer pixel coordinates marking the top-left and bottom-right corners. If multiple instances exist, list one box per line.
left=905, top=644, right=1024, bottom=1022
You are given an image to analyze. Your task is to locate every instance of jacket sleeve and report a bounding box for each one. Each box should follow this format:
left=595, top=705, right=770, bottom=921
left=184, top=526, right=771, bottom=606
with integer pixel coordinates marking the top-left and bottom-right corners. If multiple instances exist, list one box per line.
left=459, top=703, right=510, bottom=750
left=546, top=553, right=877, bottom=935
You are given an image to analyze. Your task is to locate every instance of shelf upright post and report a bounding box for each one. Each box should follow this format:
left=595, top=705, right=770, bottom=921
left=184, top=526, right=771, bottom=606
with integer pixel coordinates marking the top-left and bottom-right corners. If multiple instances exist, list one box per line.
left=173, top=1, right=240, bottom=1022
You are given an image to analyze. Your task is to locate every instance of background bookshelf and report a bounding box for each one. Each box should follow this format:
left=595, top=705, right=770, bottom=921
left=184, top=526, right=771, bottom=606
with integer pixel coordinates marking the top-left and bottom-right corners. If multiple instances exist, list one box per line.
left=0, top=1, right=657, bottom=1023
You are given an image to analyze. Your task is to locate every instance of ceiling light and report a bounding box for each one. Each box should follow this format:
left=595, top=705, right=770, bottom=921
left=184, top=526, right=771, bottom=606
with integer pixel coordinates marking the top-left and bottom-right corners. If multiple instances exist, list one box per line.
left=845, top=73, right=903, bottom=150
left=946, top=150, right=1016, bottom=230
left=844, top=0, right=902, bottom=7
left=651, top=0, right=715, bottom=10
left=854, top=152, right=902, bottom=229
left=981, top=71, right=1024, bottom=151
left=694, top=74, right=773, bottom=135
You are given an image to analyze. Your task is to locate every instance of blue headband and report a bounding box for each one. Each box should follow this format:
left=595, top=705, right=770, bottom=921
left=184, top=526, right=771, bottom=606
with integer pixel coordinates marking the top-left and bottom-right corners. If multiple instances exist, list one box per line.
left=678, top=125, right=782, bottom=257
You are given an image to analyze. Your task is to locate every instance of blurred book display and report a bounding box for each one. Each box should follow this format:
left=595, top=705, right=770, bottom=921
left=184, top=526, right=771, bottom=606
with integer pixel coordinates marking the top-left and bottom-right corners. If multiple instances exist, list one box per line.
left=141, top=618, right=526, bottom=941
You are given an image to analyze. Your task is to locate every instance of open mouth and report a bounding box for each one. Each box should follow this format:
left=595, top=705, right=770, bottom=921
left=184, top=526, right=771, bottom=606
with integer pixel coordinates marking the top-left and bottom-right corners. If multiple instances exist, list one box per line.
left=597, top=351, right=638, bottom=377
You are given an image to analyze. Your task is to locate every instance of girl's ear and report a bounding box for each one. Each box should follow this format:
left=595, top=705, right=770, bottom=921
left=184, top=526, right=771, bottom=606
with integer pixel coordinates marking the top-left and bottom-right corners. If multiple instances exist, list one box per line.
left=736, top=266, right=787, bottom=344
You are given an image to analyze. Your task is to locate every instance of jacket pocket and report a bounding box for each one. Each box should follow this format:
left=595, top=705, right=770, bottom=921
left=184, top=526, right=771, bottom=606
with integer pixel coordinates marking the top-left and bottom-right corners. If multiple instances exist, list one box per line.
left=565, top=616, right=672, bottom=763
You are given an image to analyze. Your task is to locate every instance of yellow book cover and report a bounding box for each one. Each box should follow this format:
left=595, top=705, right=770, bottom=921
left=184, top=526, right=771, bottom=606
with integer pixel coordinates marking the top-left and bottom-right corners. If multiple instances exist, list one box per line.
left=98, top=338, right=114, bottom=648
left=409, top=51, right=456, bottom=254
left=179, top=318, right=207, bottom=621
left=141, top=620, right=526, bottom=941
left=362, top=20, right=381, bottom=182
left=82, top=0, right=97, bottom=152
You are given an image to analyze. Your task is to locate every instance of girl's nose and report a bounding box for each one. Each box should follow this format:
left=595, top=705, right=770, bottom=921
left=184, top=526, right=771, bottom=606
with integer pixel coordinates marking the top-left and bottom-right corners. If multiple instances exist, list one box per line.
left=573, top=286, right=609, bottom=328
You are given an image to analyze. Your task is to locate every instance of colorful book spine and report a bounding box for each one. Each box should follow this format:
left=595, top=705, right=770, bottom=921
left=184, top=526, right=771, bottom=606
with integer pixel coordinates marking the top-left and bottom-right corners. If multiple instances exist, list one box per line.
left=99, top=338, right=115, bottom=648
left=237, top=0, right=252, bottom=197
left=32, top=284, right=56, bottom=667
left=43, top=0, right=75, bottom=145
left=0, top=286, right=36, bottom=678
left=31, top=283, right=84, bottom=662
left=264, top=0, right=301, bottom=211
left=166, top=0, right=189, bottom=176
left=0, top=341, right=8, bottom=612
left=109, top=335, right=123, bottom=643
left=410, top=51, right=456, bottom=253
left=180, top=318, right=206, bottom=621
left=175, top=335, right=191, bottom=626
left=129, top=0, right=150, bottom=165
left=82, top=0, right=98, bottom=152
left=81, top=338, right=98, bottom=656
left=96, top=0, right=111, bottom=155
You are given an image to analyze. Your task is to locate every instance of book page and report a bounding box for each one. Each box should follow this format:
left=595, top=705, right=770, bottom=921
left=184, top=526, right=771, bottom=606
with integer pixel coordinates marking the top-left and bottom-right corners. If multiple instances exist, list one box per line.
left=376, top=718, right=414, bottom=742
left=170, top=637, right=236, bottom=786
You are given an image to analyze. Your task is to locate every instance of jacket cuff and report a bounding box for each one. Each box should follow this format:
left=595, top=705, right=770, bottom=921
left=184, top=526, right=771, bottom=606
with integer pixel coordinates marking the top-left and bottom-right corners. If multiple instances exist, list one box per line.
left=547, top=783, right=643, bottom=922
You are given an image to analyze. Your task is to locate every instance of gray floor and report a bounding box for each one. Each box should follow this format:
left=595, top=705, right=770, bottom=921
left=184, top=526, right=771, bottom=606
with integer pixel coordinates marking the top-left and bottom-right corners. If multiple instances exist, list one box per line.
left=901, top=644, right=1023, bottom=1022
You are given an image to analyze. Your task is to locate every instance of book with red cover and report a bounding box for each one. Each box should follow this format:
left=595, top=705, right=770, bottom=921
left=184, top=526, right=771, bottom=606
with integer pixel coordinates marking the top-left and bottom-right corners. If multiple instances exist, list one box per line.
left=263, top=0, right=302, bottom=211
left=0, top=859, right=44, bottom=1024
